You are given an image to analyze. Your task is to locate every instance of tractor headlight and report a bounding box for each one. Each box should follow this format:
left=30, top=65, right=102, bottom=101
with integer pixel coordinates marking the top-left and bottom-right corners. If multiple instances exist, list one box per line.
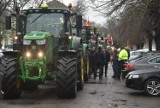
left=36, top=39, right=46, bottom=45
left=23, top=40, right=31, bottom=45
left=69, top=36, right=73, bottom=40
left=14, top=36, right=18, bottom=40
left=38, top=51, right=43, bottom=58
left=26, top=52, right=31, bottom=58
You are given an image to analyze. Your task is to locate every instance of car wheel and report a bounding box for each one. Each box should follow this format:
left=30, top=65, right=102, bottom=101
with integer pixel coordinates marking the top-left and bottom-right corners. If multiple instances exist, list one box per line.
left=144, top=78, right=160, bottom=96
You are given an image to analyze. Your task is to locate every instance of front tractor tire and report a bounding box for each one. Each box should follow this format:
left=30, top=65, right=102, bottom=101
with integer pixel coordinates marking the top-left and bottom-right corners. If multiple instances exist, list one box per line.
left=56, top=57, right=77, bottom=98
left=0, top=56, right=21, bottom=99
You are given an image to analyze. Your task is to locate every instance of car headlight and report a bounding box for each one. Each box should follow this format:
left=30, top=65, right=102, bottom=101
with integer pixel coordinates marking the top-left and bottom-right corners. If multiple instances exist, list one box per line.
left=36, top=39, right=46, bottom=45
left=38, top=51, right=43, bottom=58
left=128, top=75, right=139, bottom=79
left=23, top=40, right=31, bottom=45
left=26, top=52, right=31, bottom=58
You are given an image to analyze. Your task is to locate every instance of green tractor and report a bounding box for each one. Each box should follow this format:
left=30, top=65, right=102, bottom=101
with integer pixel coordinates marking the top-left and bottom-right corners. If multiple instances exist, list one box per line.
left=0, top=4, right=84, bottom=99
left=72, top=24, right=93, bottom=81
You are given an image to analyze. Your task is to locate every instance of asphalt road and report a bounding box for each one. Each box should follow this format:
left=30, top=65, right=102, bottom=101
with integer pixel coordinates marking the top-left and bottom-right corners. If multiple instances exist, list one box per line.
left=0, top=64, right=160, bottom=108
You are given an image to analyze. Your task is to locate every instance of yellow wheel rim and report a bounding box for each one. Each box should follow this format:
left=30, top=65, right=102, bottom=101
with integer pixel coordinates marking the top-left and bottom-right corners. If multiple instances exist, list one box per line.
left=87, top=56, right=90, bottom=76
left=81, top=54, right=84, bottom=82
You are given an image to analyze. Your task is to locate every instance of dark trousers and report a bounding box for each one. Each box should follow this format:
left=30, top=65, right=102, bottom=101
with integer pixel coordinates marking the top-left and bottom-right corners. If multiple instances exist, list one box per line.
left=94, top=64, right=103, bottom=78
left=112, top=61, right=119, bottom=78
left=102, top=63, right=108, bottom=76
left=117, top=60, right=127, bottom=79
left=90, top=63, right=95, bottom=75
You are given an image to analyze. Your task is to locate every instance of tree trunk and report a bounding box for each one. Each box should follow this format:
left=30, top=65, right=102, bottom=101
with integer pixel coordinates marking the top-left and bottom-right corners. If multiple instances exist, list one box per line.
left=148, top=38, right=152, bottom=51
left=0, top=34, right=2, bottom=49
left=136, top=44, right=141, bottom=49
left=140, top=43, right=144, bottom=49
left=155, top=36, right=160, bottom=51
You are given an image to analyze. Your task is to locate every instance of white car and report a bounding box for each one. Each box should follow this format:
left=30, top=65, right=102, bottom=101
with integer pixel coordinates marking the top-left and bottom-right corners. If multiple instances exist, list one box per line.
left=129, top=49, right=152, bottom=60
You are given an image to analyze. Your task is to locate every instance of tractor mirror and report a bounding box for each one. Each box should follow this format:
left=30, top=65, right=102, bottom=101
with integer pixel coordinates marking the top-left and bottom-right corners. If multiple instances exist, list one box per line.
left=5, top=16, right=11, bottom=29
left=76, top=15, right=82, bottom=30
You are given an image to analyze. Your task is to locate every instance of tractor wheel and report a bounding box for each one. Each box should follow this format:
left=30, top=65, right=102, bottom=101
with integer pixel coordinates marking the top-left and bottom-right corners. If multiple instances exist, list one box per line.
left=84, top=55, right=90, bottom=81
left=77, top=52, right=84, bottom=90
left=0, top=56, right=22, bottom=99
left=56, top=57, right=77, bottom=98
left=22, top=81, right=38, bottom=90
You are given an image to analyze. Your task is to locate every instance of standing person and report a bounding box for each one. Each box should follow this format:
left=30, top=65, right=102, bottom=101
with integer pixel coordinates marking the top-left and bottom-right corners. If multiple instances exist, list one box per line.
left=111, top=47, right=119, bottom=78
left=125, top=47, right=130, bottom=60
left=89, top=47, right=96, bottom=75
left=93, top=46, right=104, bottom=80
left=103, top=47, right=110, bottom=77
left=117, top=47, right=129, bottom=79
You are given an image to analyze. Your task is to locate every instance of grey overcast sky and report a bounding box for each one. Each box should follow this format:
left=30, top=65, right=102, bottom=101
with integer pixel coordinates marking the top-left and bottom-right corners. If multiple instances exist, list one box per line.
left=63, top=0, right=106, bottom=25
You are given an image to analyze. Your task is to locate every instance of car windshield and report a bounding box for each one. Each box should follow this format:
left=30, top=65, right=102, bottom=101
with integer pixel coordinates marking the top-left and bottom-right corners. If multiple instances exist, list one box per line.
left=26, top=13, right=65, bottom=37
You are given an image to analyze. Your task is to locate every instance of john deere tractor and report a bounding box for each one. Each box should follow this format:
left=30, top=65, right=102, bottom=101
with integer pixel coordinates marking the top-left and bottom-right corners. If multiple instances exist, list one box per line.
left=0, top=4, right=84, bottom=99
left=72, top=24, right=92, bottom=81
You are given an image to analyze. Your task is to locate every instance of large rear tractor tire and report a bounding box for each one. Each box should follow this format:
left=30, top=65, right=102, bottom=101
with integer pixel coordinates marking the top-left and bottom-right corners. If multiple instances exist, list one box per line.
left=56, top=57, right=77, bottom=98
left=0, top=56, right=22, bottom=99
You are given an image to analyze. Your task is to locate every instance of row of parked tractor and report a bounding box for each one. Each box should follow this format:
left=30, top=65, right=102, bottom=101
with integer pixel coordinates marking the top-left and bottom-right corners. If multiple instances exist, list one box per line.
left=0, top=4, right=109, bottom=99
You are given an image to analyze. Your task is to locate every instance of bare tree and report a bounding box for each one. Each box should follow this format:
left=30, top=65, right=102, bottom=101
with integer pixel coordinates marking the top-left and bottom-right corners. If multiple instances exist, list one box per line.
left=72, top=0, right=87, bottom=16
left=89, top=0, right=160, bottom=50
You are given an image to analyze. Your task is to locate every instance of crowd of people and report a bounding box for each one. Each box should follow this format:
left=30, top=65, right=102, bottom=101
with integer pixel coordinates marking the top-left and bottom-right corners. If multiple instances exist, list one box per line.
left=89, top=46, right=130, bottom=80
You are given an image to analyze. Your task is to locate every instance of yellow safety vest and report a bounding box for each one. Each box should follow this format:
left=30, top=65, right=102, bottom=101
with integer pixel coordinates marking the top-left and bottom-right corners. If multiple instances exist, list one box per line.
left=118, top=49, right=128, bottom=61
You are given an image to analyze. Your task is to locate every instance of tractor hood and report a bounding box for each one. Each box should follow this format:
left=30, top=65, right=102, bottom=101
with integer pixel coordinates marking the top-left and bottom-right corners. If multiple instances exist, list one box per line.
left=24, top=31, right=51, bottom=40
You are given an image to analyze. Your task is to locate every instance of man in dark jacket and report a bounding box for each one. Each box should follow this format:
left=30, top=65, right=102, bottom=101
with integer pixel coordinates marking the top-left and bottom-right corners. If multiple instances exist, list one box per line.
left=89, top=47, right=96, bottom=75
left=103, top=48, right=110, bottom=77
left=93, top=46, right=104, bottom=79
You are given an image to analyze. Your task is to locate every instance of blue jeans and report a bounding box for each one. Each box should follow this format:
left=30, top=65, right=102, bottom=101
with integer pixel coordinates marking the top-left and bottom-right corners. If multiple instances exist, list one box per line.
left=112, top=61, right=120, bottom=78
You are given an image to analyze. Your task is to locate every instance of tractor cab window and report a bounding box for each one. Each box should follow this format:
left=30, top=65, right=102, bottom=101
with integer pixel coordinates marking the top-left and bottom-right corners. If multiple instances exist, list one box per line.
left=26, top=13, right=65, bottom=37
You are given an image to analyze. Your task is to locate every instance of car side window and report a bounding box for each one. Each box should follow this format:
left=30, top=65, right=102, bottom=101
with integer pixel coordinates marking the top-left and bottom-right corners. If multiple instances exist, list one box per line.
left=156, top=57, right=160, bottom=63
left=149, top=57, right=160, bottom=63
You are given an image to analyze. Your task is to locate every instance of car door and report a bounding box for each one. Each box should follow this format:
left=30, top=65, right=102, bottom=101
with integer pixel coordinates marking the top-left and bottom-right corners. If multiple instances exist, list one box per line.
left=133, top=56, right=160, bottom=70
left=148, top=56, right=160, bottom=69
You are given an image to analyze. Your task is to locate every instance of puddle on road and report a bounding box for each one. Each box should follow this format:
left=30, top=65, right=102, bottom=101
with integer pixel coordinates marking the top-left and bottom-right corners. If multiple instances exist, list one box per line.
left=85, top=81, right=108, bottom=84
left=108, top=103, right=119, bottom=108
left=89, top=90, right=97, bottom=95
left=112, top=99, right=127, bottom=102
left=133, top=104, right=139, bottom=107
left=114, top=92, right=124, bottom=94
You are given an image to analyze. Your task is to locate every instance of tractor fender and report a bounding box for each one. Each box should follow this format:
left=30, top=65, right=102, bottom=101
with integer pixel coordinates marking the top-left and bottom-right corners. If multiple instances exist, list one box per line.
left=73, top=37, right=81, bottom=50
left=58, top=50, right=77, bottom=58
left=2, top=50, right=21, bottom=58
left=82, top=43, right=88, bottom=56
